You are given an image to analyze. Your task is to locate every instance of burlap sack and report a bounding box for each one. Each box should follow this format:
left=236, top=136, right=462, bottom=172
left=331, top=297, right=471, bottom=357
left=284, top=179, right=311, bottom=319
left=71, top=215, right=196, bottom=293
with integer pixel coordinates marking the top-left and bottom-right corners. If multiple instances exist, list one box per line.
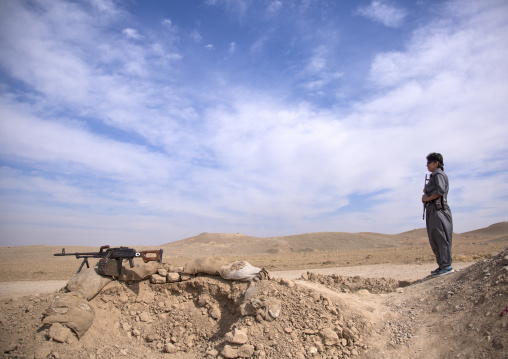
left=66, top=267, right=113, bottom=300
left=219, top=261, right=261, bottom=281
left=183, top=257, right=229, bottom=275
left=43, top=292, right=95, bottom=337
left=117, top=261, right=159, bottom=282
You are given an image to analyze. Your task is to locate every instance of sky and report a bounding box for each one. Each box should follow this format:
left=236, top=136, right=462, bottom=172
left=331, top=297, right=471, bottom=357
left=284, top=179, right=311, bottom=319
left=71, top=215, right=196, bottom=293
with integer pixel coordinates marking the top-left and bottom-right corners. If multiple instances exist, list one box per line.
left=0, top=0, right=507, bottom=247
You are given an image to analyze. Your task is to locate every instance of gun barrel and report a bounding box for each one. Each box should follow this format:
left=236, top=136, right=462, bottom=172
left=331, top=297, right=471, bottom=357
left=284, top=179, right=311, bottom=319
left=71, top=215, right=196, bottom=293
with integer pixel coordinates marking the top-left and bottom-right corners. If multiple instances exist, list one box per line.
left=53, top=248, right=106, bottom=257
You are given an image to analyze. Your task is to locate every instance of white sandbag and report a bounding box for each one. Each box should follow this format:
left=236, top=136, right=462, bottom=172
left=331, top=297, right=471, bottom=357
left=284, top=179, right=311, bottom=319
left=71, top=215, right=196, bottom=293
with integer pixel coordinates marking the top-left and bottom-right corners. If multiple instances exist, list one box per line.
left=219, top=261, right=261, bottom=281
left=183, top=257, right=229, bottom=275
left=66, top=267, right=113, bottom=300
left=43, top=292, right=95, bottom=337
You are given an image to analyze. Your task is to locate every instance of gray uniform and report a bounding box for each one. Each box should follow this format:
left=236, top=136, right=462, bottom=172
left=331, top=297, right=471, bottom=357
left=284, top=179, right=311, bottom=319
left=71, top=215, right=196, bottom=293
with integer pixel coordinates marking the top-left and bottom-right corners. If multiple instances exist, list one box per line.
left=425, top=168, right=453, bottom=268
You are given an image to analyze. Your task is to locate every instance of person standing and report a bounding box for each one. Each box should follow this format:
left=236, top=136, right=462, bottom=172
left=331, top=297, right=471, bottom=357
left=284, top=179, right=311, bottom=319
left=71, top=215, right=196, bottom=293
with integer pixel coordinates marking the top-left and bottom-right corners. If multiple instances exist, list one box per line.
left=422, top=152, right=454, bottom=276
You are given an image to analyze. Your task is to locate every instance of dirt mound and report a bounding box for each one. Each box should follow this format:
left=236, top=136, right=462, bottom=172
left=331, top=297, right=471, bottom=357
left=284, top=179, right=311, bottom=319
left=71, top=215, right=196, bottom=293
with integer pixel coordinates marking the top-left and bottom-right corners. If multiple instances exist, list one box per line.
left=408, top=246, right=508, bottom=358
left=299, top=272, right=410, bottom=294
left=0, top=275, right=373, bottom=358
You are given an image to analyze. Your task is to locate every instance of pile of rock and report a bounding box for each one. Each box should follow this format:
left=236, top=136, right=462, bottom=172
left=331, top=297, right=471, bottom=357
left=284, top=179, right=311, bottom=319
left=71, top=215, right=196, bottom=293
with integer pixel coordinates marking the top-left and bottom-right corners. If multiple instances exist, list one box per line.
left=149, top=266, right=187, bottom=284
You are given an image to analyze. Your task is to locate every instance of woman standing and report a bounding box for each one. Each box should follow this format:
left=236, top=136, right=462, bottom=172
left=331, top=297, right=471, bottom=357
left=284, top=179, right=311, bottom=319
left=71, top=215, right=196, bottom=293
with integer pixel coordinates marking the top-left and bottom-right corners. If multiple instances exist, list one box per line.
left=422, top=152, right=454, bottom=276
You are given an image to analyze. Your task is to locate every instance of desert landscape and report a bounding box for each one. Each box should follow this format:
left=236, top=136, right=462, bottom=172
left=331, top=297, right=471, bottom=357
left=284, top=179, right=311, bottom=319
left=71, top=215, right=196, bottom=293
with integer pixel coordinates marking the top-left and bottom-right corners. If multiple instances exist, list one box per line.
left=0, top=222, right=507, bottom=358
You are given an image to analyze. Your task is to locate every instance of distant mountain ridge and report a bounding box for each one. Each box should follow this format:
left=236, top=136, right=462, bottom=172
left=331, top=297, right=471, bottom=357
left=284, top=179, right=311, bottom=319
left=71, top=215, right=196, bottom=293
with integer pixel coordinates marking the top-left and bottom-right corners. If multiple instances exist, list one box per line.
left=161, top=222, right=508, bottom=257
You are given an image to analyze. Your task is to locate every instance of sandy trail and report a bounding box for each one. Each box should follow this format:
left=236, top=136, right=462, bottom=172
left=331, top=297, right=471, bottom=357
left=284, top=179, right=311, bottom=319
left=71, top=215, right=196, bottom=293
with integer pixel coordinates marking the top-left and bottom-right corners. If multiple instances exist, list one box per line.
left=270, top=261, right=474, bottom=281
left=0, top=262, right=475, bottom=299
left=0, top=280, right=67, bottom=299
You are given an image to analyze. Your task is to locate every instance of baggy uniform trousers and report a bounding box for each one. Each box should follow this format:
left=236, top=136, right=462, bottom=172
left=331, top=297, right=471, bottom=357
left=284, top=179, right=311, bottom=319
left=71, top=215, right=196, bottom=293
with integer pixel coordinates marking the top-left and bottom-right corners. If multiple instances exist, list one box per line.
left=425, top=168, right=453, bottom=268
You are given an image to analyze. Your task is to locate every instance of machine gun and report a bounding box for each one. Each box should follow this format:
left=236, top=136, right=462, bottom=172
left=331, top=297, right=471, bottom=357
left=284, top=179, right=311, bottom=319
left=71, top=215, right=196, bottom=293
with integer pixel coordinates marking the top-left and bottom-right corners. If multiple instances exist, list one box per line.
left=54, top=245, right=163, bottom=277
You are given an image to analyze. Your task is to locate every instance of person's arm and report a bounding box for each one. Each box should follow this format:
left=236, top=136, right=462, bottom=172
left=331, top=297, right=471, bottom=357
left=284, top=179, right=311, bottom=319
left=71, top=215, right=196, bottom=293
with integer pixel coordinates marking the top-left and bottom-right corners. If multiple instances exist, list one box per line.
left=422, top=193, right=440, bottom=203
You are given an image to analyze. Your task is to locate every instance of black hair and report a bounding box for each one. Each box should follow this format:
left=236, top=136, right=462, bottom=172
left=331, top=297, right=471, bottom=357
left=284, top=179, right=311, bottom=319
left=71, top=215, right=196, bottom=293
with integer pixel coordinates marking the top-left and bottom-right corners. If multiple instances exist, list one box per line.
left=426, top=152, right=444, bottom=170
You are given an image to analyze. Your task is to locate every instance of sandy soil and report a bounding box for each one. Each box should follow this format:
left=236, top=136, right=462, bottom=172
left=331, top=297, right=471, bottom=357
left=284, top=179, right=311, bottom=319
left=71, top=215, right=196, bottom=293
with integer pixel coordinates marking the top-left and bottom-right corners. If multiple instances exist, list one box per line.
left=0, top=222, right=507, bottom=359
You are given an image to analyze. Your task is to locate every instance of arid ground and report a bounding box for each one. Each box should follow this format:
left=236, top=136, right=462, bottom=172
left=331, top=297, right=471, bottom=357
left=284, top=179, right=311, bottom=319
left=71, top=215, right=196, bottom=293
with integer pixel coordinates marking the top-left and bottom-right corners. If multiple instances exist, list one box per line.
left=1, top=222, right=507, bottom=358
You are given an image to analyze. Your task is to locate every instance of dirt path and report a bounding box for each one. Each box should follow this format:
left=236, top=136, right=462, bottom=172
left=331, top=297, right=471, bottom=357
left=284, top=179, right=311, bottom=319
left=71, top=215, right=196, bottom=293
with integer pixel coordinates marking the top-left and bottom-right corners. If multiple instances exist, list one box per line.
left=0, top=280, right=66, bottom=299
left=271, top=262, right=475, bottom=282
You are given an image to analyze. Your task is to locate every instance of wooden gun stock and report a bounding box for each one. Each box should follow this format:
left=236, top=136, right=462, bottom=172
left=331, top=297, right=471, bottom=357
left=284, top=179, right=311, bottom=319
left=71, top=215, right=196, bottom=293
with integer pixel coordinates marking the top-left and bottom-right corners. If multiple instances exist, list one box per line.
left=138, top=249, right=164, bottom=263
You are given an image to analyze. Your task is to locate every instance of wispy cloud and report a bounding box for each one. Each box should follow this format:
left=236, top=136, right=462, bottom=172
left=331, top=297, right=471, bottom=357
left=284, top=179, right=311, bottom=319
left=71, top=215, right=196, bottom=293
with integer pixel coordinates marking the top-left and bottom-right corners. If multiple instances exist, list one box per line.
left=122, top=28, right=143, bottom=40
left=356, top=0, right=407, bottom=28
left=229, top=41, right=237, bottom=55
left=190, top=29, right=202, bottom=42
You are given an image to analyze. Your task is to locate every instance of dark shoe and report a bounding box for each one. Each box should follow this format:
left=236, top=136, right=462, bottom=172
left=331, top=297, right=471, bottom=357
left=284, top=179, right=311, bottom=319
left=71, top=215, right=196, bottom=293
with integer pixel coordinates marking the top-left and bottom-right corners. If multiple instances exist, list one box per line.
left=433, top=266, right=454, bottom=276
left=431, top=267, right=440, bottom=275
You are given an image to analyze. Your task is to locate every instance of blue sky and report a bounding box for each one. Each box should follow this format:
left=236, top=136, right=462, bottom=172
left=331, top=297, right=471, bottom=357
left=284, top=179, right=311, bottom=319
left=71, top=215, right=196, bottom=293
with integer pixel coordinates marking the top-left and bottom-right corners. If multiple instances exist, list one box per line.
left=0, top=0, right=507, bottom=246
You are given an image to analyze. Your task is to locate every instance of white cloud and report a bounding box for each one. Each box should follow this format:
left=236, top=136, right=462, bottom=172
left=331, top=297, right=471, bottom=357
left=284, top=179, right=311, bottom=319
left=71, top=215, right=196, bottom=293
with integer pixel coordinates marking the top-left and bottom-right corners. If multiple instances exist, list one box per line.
left=205, top=44, right=215, bottom=50
left=229, top=42, right=237, bottom=55
left=356, top=0, right=407, bottom=28
left=206, top=0, right=252, bottom=20
left=122, top=28, right=143, bottom=40
left=266, top=0, right=283, bottom=16
left=190, top=29, right=202, bottom=42
left=0, top=101, right=173, bottom=183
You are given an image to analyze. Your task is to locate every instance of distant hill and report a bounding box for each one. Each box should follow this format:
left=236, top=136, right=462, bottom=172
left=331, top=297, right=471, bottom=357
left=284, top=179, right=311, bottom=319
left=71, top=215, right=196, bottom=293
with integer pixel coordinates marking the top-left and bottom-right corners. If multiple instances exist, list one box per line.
left=162, top=222, right=508, bottom=257
left=462, top=221, right=508, bottom=237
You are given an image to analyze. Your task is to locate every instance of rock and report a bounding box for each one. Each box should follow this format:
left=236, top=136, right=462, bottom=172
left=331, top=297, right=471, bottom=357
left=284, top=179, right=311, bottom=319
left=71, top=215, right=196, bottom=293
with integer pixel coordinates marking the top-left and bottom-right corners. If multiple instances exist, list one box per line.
left=164, top=343, right=177, bottom=353
left=180, top=274, right=193, bottom=281
left=4, top=342, right=17, bottom=353
left=150, top=274, right=166, bottom=284
left=49, top=323, right=73, bottom=343
left=432, top=304, right=443, bottom=313
left=225, top=328, right=248, bottom=345
left=280, top=278, right=295, bottom=288
left=34, top=346, right=52, bottom=359
left=238, top=344, right=255, bottom=358
left=184, top=334, right=196, bottom=347
left=157, top=268, right=168, bottom=276
left=145, top=333, right=156, bottom=342
left=206, top=349, right=219, bottom=356
left=320, top=328, right=339, bottom=346
left=209, top=304, right=221, bottom=319
left=138, top=312, right=153, bottom=323
left=167, top=273, right=181, bottom=282
left=342, top=328, right=358, bottom=342
left=308, top=346, right=318, bottom=355
left=221, top=344, right=239, bottom=358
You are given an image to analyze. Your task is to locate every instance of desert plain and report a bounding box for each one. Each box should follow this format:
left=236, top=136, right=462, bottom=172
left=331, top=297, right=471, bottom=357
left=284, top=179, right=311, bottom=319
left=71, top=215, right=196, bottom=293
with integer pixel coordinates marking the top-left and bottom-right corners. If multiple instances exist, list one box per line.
left=0, top=222, right=507, bottom=358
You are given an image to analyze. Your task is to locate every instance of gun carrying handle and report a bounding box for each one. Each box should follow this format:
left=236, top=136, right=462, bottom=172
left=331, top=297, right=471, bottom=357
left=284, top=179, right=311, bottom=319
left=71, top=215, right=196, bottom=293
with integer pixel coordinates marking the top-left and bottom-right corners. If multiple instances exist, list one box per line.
left=99, top=245, right=110, bottom=254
